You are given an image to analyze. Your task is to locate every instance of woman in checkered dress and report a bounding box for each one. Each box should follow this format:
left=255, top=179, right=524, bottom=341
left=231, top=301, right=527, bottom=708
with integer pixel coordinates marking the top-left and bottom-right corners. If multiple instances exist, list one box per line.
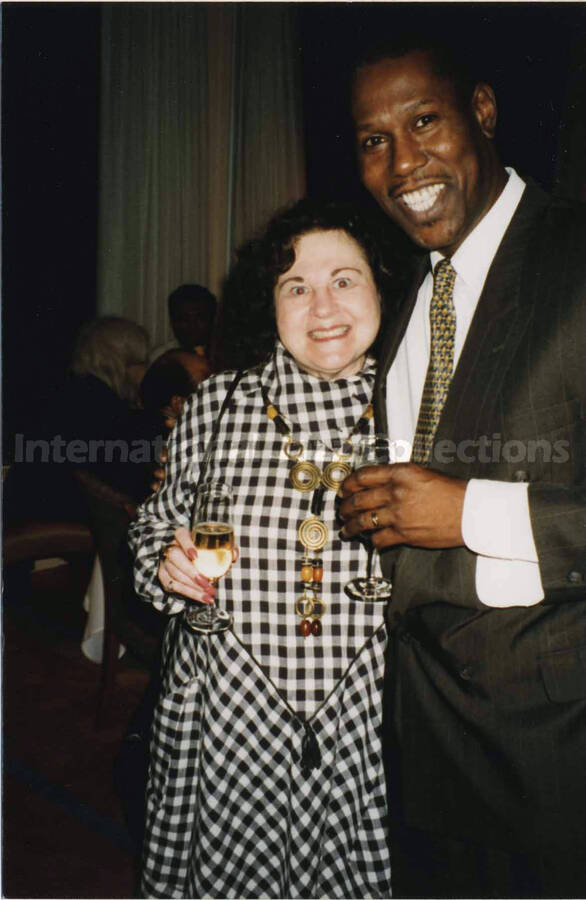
left=129, top=200, right=395, bottom=898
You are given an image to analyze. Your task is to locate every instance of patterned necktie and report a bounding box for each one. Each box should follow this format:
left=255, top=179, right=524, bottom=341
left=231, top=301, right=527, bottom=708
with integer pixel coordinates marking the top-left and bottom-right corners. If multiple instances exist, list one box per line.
left=411, top=258, right=457, bottom=465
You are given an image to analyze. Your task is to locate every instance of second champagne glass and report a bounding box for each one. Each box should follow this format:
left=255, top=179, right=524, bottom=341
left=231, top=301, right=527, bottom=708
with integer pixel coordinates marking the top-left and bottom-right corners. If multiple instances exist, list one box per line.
left=184, top=481, right=235, bottom=634
left=344, top=436, right=393, bottom=602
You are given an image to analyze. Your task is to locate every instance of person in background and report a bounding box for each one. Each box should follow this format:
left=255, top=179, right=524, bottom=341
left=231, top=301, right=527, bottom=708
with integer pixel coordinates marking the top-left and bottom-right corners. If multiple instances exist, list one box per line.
left=129, top=199, right=397, bottom=899
left=339, top=35, right=586, bottom=898
left=141, top=347, right=210, bottom=432
left=4, top=315, right=154, bottom=524
left=150, top=283, right=217, bottom=365
left=71, top=315, right=149, bottom=409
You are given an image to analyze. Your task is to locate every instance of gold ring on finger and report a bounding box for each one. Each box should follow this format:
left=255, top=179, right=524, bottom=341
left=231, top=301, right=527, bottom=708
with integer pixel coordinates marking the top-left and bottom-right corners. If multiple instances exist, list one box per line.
left=370, top=511, right=379, bottom=528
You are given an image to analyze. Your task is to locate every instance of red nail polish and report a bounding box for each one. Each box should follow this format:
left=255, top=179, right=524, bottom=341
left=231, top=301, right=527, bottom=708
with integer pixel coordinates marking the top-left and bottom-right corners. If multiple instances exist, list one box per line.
left=187, top=548, right=197, bottom=561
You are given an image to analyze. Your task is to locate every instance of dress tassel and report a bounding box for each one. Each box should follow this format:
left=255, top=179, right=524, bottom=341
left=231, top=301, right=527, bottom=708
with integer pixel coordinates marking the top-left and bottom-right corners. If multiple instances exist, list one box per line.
left=300, top=722, right=321, bottom=774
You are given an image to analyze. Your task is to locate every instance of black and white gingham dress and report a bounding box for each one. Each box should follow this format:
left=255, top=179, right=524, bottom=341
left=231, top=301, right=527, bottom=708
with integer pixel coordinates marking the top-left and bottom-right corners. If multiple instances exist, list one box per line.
left=129, top=344, right=392, bottom=899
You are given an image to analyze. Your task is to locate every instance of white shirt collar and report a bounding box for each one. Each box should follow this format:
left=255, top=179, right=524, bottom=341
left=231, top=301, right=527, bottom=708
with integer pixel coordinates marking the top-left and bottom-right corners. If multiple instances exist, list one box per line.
left=430, top=167, right=526, bottom=293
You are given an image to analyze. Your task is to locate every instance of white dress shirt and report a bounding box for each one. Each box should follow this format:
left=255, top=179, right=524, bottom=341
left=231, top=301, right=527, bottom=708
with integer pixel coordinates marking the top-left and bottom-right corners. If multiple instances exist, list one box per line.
left=386, top=168, right=544, bottom=607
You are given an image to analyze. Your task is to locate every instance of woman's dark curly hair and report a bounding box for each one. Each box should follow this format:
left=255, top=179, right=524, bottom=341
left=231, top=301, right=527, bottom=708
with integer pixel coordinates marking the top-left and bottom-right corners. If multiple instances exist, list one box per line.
left=218, top=198, right=402, bottom=371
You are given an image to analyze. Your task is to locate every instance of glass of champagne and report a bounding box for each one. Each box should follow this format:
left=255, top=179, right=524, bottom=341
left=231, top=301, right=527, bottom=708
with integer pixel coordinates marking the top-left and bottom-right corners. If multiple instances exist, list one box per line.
left=345, top=436, right=393, bottom=602
left=184, top=481, right=235, bottom=634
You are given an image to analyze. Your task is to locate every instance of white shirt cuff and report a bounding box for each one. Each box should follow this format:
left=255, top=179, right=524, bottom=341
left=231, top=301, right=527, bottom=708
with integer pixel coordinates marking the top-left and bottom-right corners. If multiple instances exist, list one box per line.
left=462, top=479, right=544, bottom=607
left=463, top=479, right=538, bottom=561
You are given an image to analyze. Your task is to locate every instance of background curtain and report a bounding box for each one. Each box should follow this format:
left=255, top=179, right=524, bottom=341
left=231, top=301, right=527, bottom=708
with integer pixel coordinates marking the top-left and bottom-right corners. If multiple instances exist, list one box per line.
left=554, top=33, right=586, bottom=202
left=97, top=3, right=305, bottom=346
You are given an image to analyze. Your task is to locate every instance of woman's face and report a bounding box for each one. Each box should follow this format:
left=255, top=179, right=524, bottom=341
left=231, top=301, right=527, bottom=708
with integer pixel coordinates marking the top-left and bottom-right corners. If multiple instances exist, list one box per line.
left=274, top=230, right=381, bottom=381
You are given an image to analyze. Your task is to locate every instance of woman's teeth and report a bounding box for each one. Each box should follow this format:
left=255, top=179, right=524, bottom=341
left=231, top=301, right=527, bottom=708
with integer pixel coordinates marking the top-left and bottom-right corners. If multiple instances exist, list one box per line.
left=310, top=325, right=350, bottom=340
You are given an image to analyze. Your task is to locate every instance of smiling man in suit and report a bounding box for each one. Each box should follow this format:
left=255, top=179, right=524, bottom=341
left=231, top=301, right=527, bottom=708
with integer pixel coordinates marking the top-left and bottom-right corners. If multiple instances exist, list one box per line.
left=340, top=40, right=586, bottom=898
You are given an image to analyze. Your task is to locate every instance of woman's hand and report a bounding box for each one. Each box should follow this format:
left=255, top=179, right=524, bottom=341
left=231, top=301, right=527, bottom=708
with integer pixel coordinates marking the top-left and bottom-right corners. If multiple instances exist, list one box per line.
left=157, top=527, right=239, bottom=604
left=157, top=527, right=216, bottom=604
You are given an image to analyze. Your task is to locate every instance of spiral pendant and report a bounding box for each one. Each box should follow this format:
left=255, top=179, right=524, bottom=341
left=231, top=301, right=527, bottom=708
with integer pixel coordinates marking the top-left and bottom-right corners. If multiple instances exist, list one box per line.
left=298, top=516, right=329, bottom=551
left=289, top=460, right=322, bottom=492
left=322, top=460, right=352, bottom=491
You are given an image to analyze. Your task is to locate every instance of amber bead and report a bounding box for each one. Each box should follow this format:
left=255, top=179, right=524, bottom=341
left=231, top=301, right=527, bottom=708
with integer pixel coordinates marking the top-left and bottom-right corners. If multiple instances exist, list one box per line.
left=300, top=564, right=313, bottom=583
left=299, top=619, right=312, bottom=637
left=311, top=619, right=322, bottom=636
left=312, top=565, right=323, bottom=582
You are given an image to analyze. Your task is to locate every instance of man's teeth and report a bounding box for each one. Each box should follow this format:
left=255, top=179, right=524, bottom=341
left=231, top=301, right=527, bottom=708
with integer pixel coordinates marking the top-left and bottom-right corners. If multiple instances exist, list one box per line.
left=400, top=183, right=444, bottom=213
left=310, top=325, right=349, bottom=339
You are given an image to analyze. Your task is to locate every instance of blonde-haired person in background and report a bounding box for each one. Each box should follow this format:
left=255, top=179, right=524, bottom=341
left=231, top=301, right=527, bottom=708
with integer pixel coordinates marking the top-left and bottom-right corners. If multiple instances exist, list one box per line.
left=5, top=315, right=157, bottom=524
left=71, top=315, right=150, bottom=408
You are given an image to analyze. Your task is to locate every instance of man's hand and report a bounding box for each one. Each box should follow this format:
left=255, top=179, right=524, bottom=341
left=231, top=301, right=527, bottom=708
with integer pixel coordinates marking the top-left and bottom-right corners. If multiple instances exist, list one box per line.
left=151, top=444, right=169, bottom=493
left=338, top=463, right=467, bottom=549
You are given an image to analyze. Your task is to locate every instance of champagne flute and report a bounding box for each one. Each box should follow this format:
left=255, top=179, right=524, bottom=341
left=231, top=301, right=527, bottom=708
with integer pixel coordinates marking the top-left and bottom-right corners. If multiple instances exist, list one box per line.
left=184, top=481, right=235, bottom=634
left=345, top=436, right=393, bottom=602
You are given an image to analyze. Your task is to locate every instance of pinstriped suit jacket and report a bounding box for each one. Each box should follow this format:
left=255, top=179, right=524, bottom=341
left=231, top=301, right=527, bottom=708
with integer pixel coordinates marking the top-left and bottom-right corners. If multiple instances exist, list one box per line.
left=376, top=183, right=586, bottom=852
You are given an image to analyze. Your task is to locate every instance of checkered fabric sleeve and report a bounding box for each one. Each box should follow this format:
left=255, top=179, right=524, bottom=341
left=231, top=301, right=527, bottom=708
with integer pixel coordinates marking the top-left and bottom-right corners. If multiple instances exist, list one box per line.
left=129, top=369, right=235, bottom=615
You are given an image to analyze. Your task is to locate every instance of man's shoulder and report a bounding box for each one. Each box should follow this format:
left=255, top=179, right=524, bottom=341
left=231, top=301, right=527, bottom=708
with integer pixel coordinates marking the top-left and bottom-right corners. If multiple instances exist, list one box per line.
left=542, top=193, right=586, bottom=222
left=522, top=182, right=586, bottom=236
left=506, top=183, right=586, bottom=278
left=517, top=194, right=586, bottom=313
left=536, top=197, right=586, bottom=268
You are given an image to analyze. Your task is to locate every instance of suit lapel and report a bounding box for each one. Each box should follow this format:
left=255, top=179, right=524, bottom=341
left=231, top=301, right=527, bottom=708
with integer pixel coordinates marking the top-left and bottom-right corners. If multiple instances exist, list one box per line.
left=427, top=184, right=551, bottom=463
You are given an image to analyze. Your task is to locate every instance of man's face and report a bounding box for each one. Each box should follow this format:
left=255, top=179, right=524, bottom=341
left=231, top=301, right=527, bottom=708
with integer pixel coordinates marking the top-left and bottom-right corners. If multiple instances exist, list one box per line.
left=352, top=51, right=505, bottom=256
left=171, top=300, right=214, bottom=349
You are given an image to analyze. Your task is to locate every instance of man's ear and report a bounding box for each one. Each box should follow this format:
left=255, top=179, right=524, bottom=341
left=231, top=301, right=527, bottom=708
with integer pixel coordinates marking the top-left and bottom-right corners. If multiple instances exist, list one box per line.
left=471, top=83, right=498, bottom=139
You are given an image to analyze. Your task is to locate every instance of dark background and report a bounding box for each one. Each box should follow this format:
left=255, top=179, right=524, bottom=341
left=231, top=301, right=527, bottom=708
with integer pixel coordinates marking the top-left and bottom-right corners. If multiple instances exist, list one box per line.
left=3, top=2, right=586, bottom=452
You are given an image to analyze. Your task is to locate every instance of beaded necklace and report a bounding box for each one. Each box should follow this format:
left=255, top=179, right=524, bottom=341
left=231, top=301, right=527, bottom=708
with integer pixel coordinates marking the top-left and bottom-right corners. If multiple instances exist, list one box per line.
left=261, top=383, right=373, bottom=637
